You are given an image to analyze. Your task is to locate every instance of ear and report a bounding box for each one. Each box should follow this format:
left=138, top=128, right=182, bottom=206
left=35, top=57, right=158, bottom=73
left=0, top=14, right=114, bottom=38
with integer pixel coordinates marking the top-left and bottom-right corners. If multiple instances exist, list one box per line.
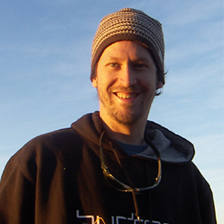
left=91, top=77, right=97, bottom=88
left=156, top=81, right=163, bottom=89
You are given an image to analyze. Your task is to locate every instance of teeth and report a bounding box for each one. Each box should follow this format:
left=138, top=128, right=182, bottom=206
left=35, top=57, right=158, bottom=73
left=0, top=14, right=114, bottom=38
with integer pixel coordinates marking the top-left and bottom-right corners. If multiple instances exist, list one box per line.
left=116, top=93, right=135, bottom=99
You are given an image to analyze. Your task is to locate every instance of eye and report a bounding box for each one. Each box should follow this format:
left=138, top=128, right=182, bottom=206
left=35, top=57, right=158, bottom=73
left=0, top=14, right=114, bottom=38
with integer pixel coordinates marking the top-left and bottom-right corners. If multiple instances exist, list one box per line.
left=107, top=62, right=120, bottom=69
left=132, top=62, right=148, bottom=70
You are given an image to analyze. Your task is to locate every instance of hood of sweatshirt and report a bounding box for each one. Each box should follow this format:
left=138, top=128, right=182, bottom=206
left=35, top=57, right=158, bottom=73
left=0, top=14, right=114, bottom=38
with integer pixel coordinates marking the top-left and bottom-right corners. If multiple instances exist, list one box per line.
left=71, top=112, right=194, bottom=163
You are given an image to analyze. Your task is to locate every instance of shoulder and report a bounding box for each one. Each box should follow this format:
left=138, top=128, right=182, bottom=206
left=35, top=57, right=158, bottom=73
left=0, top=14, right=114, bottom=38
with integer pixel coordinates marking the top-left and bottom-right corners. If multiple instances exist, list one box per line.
left=1, top=127, right=84, bottom=182
left=189, top=162, right=212, bottom=190
left=15, top=127, right=83, bottom=159
left=177, top=161, right=213, bottom=196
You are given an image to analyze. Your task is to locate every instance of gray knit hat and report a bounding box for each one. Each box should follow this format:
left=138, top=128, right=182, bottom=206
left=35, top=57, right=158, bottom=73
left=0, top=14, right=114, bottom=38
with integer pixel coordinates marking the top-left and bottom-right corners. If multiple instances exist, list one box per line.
left=91, top=8, right=165, bottom=84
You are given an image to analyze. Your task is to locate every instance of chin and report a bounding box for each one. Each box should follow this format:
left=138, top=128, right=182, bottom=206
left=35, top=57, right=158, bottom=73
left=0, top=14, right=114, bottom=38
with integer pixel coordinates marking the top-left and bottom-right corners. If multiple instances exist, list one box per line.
left=112, top=110, right=141, bottom=125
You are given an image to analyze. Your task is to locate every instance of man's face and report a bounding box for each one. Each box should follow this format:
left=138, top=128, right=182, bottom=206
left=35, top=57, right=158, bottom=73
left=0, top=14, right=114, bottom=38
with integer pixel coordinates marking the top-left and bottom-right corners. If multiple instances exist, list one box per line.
left=92, top=40, right=162, bottom=126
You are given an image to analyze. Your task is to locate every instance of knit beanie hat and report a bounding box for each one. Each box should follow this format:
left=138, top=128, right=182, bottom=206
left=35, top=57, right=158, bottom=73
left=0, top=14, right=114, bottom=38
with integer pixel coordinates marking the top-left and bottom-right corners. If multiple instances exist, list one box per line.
left=91, top=8, right=165, bottom=84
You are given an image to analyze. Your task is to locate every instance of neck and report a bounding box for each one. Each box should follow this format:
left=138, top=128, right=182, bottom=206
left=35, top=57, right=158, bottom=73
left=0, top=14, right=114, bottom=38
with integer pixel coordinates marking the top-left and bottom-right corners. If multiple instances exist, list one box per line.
left=99, top=113, right=147, bottom=145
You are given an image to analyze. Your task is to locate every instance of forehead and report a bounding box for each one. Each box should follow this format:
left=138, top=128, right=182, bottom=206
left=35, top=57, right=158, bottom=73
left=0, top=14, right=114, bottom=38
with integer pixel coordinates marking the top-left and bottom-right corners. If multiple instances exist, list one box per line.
left=99, top=40, right=153, bottom=61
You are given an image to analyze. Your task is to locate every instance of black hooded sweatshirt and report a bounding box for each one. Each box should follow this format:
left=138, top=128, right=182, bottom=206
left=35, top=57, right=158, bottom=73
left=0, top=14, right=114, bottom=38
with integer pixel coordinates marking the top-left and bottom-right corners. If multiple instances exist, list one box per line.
left=0, top=112, right=216, bottom=224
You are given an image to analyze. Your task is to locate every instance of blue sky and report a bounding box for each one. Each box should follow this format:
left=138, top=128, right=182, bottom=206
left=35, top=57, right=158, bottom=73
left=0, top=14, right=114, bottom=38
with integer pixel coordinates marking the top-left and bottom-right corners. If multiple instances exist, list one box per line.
left=0, top=0, right=223, bottom=222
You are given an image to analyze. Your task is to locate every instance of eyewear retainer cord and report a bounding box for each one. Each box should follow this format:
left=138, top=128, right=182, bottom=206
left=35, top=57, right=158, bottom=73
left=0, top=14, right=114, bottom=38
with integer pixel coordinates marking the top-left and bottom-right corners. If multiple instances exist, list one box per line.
left=99, top=131, right=162, bottom=220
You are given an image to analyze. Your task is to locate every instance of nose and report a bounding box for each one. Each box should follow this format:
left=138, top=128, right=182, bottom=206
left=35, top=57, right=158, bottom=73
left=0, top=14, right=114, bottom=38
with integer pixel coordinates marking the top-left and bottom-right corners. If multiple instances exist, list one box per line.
left=119, top=64, right=136, bottom=87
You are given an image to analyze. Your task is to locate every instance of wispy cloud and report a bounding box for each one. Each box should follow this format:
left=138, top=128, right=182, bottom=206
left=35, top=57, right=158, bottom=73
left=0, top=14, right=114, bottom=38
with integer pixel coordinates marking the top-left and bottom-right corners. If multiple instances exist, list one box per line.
left=192, top=133, right=224, bottom=165
left=163, top=0, right=223, bottom=25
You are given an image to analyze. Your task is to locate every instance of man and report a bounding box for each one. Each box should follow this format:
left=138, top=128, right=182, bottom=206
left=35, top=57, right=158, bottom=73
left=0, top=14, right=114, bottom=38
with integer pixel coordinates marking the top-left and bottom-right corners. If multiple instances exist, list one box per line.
left=0, top=8, right=216, bottom=224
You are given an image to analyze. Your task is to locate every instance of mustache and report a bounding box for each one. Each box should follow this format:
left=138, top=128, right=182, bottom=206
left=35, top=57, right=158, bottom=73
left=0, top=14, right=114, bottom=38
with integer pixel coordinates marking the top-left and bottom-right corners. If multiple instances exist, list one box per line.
left=111, top=85, right=143, bottom=93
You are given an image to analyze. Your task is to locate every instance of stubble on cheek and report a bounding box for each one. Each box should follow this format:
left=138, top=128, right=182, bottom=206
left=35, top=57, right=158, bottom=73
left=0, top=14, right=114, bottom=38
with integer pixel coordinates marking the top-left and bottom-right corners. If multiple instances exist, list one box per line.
left=99, top=89, right=143, bottom=125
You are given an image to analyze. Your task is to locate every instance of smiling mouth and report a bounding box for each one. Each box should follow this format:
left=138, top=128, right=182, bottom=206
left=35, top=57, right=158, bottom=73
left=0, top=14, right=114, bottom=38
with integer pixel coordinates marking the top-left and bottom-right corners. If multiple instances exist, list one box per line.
left=113, top=92, right=139, bottom=100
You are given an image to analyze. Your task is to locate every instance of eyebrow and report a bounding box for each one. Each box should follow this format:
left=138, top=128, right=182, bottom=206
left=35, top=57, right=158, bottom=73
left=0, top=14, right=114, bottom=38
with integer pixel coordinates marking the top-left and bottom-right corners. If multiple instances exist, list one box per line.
left=106, top=56, right=122, bottom=61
